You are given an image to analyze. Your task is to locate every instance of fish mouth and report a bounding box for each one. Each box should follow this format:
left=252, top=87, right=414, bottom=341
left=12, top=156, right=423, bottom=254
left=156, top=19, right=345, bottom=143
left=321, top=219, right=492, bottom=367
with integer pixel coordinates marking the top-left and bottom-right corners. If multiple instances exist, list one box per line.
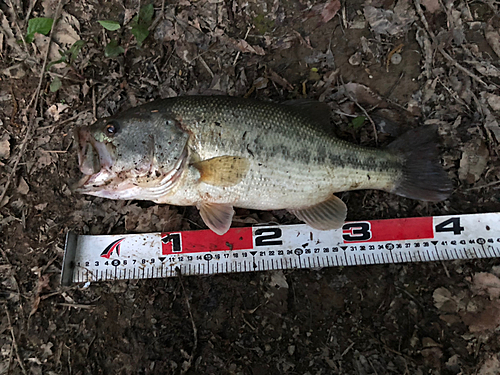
left=72, top=126, right=114, bottom=191
left=72, top=126, right=188, bottom=200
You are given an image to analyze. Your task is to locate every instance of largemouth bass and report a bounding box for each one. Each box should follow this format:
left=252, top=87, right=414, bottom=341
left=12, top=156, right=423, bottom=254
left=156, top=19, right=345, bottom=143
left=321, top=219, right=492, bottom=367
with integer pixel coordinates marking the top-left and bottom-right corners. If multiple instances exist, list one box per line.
left=74, top=96, right=452, bottom=235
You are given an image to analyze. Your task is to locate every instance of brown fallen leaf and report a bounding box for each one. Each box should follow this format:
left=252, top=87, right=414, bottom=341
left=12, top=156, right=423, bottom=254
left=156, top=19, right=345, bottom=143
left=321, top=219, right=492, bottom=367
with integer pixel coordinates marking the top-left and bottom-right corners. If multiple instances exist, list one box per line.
left=472, top=272, right=500, bottom=299
left=433, top=287, right=458, bottom=312
left=267, top=69, right=294, bottom=91
left=336, top=82, right=388, bottom=107
left=421, top=0, right=441, bottom=13
left=321, top=0, right=341, bottom=23
left=234, top=39, right=265, bottom=56
left=17, top=177, right=30, bottom=195
left=30, top=272, right=51, bottom=317
left=0, top=133, right=10, bottom=159
left=458, top=138, right=489, bottom=183
left=484, top=92, right=500, bottom=112
left=461, top=300, right=500, bottom=332
left=485, top=26, right=500, bottom=58
left=478, top=355, right=500, bottom=375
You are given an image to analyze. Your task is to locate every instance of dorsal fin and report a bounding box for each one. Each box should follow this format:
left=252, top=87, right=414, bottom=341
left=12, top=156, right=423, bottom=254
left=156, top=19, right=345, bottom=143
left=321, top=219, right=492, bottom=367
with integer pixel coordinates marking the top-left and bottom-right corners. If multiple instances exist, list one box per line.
left=282, top=99, right=333, bottom=133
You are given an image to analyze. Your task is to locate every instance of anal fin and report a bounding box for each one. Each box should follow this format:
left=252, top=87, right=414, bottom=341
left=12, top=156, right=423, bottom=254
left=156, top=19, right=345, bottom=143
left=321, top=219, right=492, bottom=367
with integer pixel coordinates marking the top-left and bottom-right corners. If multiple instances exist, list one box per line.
left=289, top=195, right=347, bottom=230
left=197, top=202, right=235, bottom=235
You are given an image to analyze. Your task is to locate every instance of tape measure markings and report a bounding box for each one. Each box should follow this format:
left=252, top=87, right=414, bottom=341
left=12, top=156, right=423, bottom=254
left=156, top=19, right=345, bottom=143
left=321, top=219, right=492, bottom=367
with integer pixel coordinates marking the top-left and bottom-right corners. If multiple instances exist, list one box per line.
left=61, top=213, right=500, bottom=285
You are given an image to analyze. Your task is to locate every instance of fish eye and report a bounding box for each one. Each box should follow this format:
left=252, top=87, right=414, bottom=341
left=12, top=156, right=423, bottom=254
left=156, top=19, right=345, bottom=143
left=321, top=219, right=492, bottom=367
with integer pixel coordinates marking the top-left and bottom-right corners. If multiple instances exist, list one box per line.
left=105, top=121, right=119, bottom=136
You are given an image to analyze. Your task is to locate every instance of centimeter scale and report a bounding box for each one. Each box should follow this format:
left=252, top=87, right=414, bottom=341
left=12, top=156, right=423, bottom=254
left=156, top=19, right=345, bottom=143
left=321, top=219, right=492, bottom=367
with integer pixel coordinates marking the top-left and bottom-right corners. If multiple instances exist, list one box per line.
left=61, top=213, right=500, bottom=286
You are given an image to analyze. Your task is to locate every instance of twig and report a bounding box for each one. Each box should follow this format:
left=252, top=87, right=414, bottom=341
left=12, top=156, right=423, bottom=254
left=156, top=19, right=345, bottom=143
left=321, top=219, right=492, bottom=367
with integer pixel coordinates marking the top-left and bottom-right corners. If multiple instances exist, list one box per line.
left=25, top=0, right=38, bottom=27
left=413, top=0, right=488, bottom=87
left=176, top=268, right=198, bottom=375
left=467, top=180, right=500, bottom=191
left=150, top=0, right=166, bottom=31
left=198, top=55, right=214, bottom=78
left=5, top=306, right=27, bottom=375
left=233, top=26, right=251, bottom=66
left=6, top=0, right=30, bottom=56
left=0, top=0, right=66, bottom=206
left=340, top=76, right=378, bottom=144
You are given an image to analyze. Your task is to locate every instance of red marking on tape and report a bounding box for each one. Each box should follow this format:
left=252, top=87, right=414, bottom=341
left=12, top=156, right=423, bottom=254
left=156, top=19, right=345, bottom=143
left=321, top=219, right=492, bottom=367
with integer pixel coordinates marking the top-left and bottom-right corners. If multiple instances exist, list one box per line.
left=343, top=217, right=434, bottom=243
left=161, top=227, right=253, bottom=255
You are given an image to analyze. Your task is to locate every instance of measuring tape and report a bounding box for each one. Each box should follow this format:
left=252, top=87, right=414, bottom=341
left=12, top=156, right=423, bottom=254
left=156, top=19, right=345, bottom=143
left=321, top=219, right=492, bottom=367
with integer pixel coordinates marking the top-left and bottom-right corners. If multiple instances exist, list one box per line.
left=61, top=213, right=500, bottom=286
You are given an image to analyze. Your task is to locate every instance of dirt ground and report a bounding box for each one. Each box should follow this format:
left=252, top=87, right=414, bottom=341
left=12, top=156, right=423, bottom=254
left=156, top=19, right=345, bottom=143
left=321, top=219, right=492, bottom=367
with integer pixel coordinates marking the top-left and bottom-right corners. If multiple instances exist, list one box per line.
left=1, top=0, right=500, bottom=374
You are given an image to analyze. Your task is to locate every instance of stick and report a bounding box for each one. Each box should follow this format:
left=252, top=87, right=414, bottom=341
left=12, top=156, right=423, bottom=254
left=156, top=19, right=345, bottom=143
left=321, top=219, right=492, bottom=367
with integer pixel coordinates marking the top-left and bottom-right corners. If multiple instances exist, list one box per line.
left=176, top=268, right=198, bottom=375
left=5, top=306, right=27, bottom=375
left=413, top=0, right=488, bottom=87
left=340, top=76, right=379, bottom=145
left=0, top=0, right=66, bottom=205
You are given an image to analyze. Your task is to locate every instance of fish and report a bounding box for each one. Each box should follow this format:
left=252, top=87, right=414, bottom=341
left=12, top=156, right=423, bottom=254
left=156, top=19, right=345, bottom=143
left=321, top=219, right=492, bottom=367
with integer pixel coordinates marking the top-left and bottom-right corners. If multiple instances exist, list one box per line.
left=74, top=95, right=452, bottom=235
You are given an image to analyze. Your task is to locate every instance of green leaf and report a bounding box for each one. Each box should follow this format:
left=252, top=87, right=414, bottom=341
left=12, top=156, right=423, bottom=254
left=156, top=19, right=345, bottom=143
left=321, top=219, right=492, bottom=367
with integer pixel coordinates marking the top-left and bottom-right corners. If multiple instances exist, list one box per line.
left=351, top=116, right=366, bottom=129
left=26, top=17, right=54, bottom=43
left=104, top=39, right=124, bottom=58
left=131, top=23, right=149, bottom=46
left=50, top=77, right=62, bottom=92
left=98, top=20, right=121, bottom=31
left=138, top=4, right=154, bottom=24
left=68, top=40, right=85, bottom=62
left=131, top=4, right=154, bottom=46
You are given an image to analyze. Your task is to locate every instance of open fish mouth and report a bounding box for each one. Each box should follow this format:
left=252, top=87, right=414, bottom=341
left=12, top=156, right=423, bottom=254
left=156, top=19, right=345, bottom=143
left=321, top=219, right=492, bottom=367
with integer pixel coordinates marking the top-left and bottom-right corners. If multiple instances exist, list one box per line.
left=72, top=126, right=117, bottom=193
left=72, top=126, right=189, bottom=200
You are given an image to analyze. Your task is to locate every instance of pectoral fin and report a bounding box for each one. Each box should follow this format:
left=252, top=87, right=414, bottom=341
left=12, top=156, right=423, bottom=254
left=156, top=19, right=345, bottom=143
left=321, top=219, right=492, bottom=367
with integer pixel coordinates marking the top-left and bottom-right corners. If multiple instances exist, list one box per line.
left=198, top=202, right=234, bottom=235
left=289, top=195, right=347, bottom=230
left=193, top=156, right=249, bottom=187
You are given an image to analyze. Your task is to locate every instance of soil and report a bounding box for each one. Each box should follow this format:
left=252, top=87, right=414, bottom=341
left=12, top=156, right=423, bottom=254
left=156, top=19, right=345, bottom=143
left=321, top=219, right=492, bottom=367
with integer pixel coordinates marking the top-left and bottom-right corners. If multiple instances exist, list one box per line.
left=1, top=0, right=500, bottom=374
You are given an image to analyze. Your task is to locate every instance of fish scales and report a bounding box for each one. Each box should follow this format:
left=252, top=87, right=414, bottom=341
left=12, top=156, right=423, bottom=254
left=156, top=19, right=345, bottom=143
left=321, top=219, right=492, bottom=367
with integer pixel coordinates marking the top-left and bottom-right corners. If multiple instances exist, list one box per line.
left=161, top=96, right=401, bottom=209
left=74, top=95, right=452, bottom=235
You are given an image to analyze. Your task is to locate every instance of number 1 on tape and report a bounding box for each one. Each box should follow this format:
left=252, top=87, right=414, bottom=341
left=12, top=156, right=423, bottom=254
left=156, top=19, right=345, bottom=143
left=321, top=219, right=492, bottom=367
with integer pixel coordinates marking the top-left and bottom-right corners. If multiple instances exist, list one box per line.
left=61, top=213, right=500, bottom=285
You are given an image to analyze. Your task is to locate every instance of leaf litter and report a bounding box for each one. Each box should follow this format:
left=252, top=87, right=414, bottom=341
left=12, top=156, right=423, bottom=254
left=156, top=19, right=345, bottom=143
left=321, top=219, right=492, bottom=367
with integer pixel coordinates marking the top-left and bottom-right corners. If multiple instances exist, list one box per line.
left=1, top=0, right=500, bottom=373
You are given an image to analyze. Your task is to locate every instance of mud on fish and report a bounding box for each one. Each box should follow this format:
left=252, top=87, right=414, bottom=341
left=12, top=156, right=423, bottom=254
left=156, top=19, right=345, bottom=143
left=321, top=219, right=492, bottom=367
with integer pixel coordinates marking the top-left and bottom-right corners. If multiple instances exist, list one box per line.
left=74, top=96, right=452, bottom=235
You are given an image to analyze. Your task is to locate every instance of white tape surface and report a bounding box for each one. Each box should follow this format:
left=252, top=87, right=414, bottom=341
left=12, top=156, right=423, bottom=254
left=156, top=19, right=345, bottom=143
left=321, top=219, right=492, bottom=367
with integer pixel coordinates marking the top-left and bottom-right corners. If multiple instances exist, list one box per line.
left=61, top=213, right=500, bottom=285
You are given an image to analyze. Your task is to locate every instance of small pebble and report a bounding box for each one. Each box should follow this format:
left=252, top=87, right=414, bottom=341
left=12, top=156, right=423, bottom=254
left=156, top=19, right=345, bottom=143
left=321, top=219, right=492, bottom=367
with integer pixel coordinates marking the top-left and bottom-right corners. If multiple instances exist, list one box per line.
left=349, top=52, right=362, bottom=66
left=391, top=53, right=402, bottom=65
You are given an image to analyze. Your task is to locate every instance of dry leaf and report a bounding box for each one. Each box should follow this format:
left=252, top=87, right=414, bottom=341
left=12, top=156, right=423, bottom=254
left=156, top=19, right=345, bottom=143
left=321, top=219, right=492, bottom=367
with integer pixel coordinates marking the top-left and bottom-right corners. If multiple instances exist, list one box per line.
left=364, top=1, right=415, bottom=36
left=154, top=19, right=179, bottom=42
left=472, top=61, right=500, bottom=78
left=53, top=13, right=80, bottom=47
left=433, top=287, right=458, bottom=313
left=35, top=203, right=48, bottom=211
left=478, top=355, right=500, bottom=375
left=485, top=111, right=500, bottom=142
left=234, top=39, right=265, bottom=55
left=421, top=0, right=441, bottom=13
left=17, top=177, right=30, bottom=195
left=485, top=27, right=500, bottom=58
left=472, top=272, right=500, bottom=299
left=2, top=63, right=26, bottom=79
left=335, top=82, right=387, bottom=107
left=0, top=133, right=10, bottom=159
left=458, top=138, right=489, bottom=183
left=321, top=0, right=341, bottom=23
left=484, top=92, right=500, bottom=112
left=461, top=300, right=500, bottom=332
left=175, top=39, right=198, bottom=63
left=46, top=103, right=69, bottom=121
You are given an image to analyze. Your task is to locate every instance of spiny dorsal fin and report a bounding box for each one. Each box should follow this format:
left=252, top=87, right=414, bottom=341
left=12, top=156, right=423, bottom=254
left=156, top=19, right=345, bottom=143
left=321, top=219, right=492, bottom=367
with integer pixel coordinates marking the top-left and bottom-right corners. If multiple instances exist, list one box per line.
left=282, top=99, right=332, bottom=131
left=289, top=195, right=347, bottom=230
left=193, top=156, right=249, bottom=187
left=197, top=202, right=234, bottom=235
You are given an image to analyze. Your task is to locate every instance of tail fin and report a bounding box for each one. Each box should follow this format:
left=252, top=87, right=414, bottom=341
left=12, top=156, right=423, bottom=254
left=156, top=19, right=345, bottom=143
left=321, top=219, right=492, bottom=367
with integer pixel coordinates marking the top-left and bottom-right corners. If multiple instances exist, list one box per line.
left=388, top=126, right=452, bottom=202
